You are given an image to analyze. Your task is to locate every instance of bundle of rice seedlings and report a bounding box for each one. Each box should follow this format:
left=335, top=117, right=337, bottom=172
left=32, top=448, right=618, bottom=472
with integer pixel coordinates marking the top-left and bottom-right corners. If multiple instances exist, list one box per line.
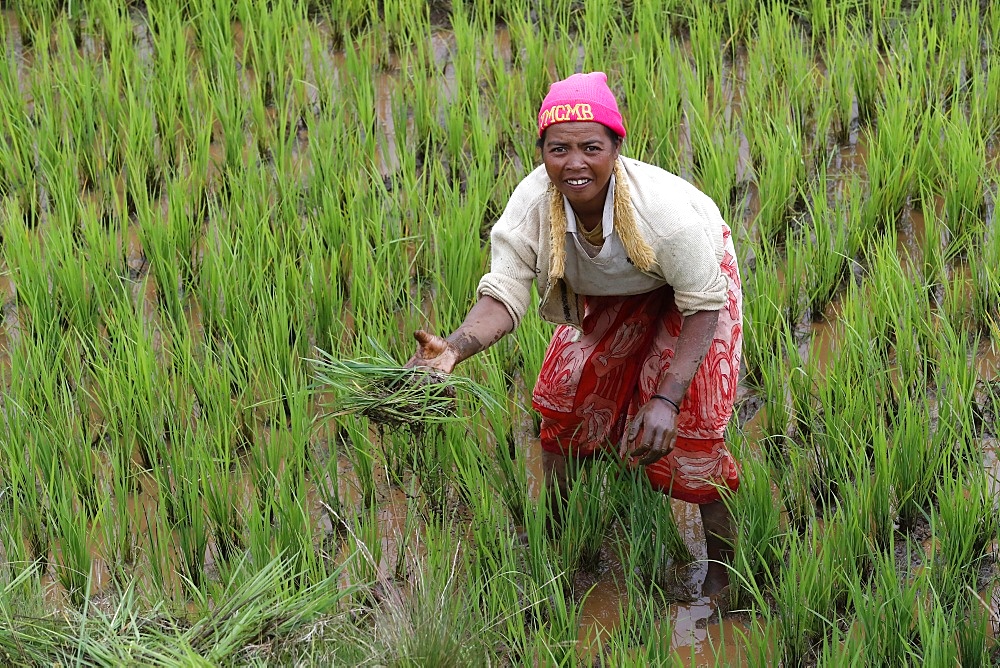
left=310, top=342, right=502, bottom=433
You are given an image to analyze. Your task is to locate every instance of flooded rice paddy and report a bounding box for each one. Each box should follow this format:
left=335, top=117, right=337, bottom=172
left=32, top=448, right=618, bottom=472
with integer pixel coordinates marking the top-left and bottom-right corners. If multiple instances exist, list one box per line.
left=2, top=1, right=1000, bottom=665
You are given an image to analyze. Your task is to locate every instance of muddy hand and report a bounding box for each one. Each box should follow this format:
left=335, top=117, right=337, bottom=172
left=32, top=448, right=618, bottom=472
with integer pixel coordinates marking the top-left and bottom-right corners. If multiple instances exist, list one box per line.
left=622, top=401, right=678, bottom=466
left=405, top=330, right=459, bottom=375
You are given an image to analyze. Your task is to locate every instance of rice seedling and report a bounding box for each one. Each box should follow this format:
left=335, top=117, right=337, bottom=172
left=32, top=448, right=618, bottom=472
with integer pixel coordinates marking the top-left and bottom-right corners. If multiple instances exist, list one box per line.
left=741, top=238, right=790, bottom=382
left=616, top=467, right=693, bottom=591
left=859, top=74, right=924, bottom=238
left=800, top=169, right=852, bottom=319
left=2, top=414, right=52, bottom=573
left=890, top=399, right=945, bottom=532
left=311, top=342, right=502, bottom=434
left=821, top=12, right=856, bottom=145
left=954, top=596, right=992, bottom=668
left=927, top=469, right=998, bottom=611
left=685, top=69, right=740, bottom=209
left=369, top=517, right=499, bottom=665
left=930, top=108, right=987, bottom=250
left=745, top=110, right=806, bottom=243
left=550, top=459, right=625, bottom=577
left=932, top=325, right=981, bottom=465
left=849, top=549, right=923, bottom=666
left=970, top=209, right=1000, bottom=331
left=160, top=425, right=211, bottom=591
left=772, top=528, right=842, bottom=666
left=726, top=449, right=783, bottom=610
left=594, top=589, right=674, bottom=666
left=343, top=503, right=382, bottom=608
left=47, top=472, right=93, bottom=607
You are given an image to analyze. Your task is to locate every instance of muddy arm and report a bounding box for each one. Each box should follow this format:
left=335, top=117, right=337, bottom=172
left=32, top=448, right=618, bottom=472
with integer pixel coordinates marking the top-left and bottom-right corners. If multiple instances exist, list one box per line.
left=406, top=295, right=515, bottom=374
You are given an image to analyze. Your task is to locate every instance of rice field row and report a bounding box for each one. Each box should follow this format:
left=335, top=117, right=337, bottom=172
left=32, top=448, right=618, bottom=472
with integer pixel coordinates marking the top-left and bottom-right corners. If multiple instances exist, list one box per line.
left=1, top=0, right=999, bottom=664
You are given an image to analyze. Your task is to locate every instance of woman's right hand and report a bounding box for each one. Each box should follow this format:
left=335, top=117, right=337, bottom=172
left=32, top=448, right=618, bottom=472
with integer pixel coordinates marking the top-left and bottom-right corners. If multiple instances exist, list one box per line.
left=405, top=330, right=460, bottom=374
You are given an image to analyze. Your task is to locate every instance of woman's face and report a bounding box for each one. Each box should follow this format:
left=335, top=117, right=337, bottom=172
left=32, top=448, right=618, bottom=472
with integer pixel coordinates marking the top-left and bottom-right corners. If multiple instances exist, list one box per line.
left=541, top=122, right=621, bottom=214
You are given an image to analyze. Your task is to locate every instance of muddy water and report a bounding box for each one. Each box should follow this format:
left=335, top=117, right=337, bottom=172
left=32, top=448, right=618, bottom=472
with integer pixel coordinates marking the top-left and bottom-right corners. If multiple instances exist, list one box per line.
left=524, top=436, right=747, bottom=663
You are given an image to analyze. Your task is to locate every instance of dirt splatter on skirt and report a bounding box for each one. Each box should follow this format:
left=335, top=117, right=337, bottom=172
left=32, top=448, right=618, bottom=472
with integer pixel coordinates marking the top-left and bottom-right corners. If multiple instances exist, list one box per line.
left=532, top=226, right=743, bottom=505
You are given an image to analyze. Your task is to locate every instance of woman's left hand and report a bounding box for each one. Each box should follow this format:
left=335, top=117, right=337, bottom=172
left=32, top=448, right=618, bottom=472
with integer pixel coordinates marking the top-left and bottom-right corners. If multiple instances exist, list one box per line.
left=622, top=399, right=679, bottom=466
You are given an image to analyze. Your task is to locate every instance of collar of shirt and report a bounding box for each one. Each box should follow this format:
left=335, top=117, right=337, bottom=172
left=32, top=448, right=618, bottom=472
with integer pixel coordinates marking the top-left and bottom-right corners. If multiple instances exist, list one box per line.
left=563, top=173, right=615, bottom=241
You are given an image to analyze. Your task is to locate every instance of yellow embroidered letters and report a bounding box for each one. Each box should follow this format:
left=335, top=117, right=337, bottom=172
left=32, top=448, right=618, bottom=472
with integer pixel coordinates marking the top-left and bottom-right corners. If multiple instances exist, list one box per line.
left=539, top=103, right=595, bottom=130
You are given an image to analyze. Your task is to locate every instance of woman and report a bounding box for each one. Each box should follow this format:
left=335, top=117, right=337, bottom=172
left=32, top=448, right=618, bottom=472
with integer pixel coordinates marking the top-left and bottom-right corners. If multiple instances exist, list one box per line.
left=407, top=72, right=743, bottom=597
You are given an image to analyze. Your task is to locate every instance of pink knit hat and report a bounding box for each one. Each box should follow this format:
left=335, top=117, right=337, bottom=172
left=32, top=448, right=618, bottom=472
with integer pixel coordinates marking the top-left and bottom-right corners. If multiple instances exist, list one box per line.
left=537, top=71, right=626, bottom=139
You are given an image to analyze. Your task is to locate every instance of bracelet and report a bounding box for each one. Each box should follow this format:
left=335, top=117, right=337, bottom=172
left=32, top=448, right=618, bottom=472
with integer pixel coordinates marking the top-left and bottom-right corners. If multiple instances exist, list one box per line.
left=651, top=394, right=681, bottom=414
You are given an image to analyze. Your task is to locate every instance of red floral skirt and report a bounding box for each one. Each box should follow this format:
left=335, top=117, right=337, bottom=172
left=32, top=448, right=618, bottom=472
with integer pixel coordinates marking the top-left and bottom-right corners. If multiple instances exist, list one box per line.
left=531, top=226, right=743, bottom=504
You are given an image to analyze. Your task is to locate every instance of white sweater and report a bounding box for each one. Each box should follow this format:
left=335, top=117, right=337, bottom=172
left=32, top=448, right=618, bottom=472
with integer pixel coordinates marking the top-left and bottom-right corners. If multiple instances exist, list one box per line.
left=477, top=156, right=732, bottom=330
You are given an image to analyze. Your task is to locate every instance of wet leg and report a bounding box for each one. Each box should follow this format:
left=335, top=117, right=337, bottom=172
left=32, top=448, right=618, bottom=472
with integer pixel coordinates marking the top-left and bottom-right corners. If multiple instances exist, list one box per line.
left=700, top=501, right=734, bottom=598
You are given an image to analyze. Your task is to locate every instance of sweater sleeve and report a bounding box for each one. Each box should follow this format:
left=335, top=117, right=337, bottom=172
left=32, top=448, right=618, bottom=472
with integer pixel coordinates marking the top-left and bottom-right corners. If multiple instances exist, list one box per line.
left=652, top=205, right=728, bottom=315
left=476, top=190, right=542, bottom=330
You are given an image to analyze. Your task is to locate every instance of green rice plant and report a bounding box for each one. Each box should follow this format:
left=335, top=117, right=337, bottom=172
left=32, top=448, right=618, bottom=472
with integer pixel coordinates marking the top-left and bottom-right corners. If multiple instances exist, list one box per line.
left=912, top=594, right=961, bottom=667
left=726, top=450, right=783, bottom=609
left=754, top=4, right=816, bottom=132
left=685, top=68, right=740, bottom=209
left=970, top=213, right=1000, bottom=331
left=954, top=596, right=992, bottom=668
left=527, top=569, right=582, bottom=668
left=460, top=470, right=535, bottom=663
left=270, top=440, right=320, bottom=584
left=309, top=425, right=345, bottom=534
left=47, top=472, right=92, bottom=607
left=486, top=423, right=533, bottom=521
left=773, top=528, right=841, bottom=666
left=781, top=224, right=810, bottom=329
left=1, top=403, right=51, bottom=572
left=717, top=0, right=756, bottom=48
left=913, top=188, right=949, bottom=293
left=931, top=325, right=980, bottom=466
left=549, top=458, right=624, bottom=576
left=595, top=587, right=673, bottom=666
left=889, top=399, right=945, bottom=532
left=77, top=197, right=129, bottom=315
left=756, top=345, right=790, bottom=462
left=969, top=50, right=1000, bottom=137
left=421, top=159, right=494, bottom=330
left=688, top=0, right=723, bottom=91
left=741, top=238, right=789, bottom=383
left=929, top=108, right=987, bottom=250
left=800, top=168, right=851, bottom=319
left=822, top=10, right=856, bottom=144
left=101, top=438, right=138, bottom=589
left=145, top=1, right=198, bottom=174
left=859, top=76, right=923, bottom=238
left=849, top=549, right=922, bottom=666
left=927, top=469, right=998, bottom=611
left=747, top=109, right=806, bottom=243
left=135, top=183, right=185, bottom=326
left=202, top=449, right=247, bottom=569
left=370, top=518, right=496, bottom=666
left=616, top=467, right=692, bottom=590
left=162, top=426, right=211, bottom=590
left=340, top=415, right=377, bottom=509
left=87, top=297, right=168, bottom=471
left=865, top=428, right=895, bottom=552
left=849, top=19, right=882, bottom=127
left=3, top=201, right=59, bottom=336
left=344, top=503, right=382, bottom=607
left=4, top=551, right=359, bottom=665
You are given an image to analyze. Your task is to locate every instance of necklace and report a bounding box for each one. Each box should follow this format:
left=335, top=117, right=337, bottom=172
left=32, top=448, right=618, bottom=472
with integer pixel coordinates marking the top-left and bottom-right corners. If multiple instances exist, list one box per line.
left=581, top=223, right=604, bottom=245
